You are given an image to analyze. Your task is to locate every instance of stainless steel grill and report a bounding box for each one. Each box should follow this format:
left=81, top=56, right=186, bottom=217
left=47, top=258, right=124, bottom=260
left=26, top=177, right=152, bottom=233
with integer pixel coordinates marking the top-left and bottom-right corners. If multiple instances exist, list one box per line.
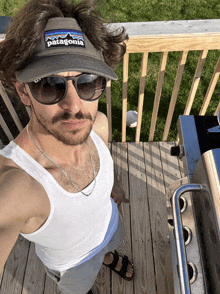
left=167, top=113, right=220, bottom=294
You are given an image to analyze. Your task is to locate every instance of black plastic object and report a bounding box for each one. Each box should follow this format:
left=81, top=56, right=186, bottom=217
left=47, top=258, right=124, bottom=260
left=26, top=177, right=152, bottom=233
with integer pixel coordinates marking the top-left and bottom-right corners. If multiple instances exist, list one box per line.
left=170, top=146, right=180, bottom=156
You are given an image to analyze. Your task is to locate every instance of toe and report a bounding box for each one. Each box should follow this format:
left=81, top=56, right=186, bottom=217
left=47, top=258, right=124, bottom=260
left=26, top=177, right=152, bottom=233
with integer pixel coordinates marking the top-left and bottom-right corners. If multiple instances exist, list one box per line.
left=116, top=256, right=134, bottom=278
left=126, top=263, right=134, bottom=278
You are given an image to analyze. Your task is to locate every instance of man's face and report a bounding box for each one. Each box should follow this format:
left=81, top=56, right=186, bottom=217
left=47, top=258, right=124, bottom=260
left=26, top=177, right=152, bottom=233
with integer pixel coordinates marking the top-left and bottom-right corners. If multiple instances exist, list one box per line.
left=23, top=72, right=99, bottom=146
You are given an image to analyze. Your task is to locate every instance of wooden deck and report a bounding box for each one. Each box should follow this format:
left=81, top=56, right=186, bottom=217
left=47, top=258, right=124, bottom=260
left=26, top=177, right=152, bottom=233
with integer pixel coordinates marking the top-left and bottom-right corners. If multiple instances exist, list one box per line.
left=0, top=141, right=185, bottom=294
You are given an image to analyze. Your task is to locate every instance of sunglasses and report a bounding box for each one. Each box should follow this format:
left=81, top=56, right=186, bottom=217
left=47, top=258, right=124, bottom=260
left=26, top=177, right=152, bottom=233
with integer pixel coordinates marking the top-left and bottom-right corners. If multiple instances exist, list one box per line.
left=27, top=74, right=107, bottom=105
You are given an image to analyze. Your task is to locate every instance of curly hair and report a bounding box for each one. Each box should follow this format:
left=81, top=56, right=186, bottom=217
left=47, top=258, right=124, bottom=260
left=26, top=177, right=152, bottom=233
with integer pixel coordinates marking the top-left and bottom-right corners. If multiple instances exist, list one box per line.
left=0, top=0, right=128, bottom=96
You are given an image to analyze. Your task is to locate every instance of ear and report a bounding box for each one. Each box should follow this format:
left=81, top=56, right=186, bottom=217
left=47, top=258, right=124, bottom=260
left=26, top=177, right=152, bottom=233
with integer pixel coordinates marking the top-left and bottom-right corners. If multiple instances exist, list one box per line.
left=14, top=82, right=31, bottom=106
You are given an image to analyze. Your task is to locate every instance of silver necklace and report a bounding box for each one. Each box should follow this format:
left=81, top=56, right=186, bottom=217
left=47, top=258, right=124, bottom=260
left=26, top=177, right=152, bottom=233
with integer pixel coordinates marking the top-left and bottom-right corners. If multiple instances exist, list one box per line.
left=26, top=124, right=96, bottom=196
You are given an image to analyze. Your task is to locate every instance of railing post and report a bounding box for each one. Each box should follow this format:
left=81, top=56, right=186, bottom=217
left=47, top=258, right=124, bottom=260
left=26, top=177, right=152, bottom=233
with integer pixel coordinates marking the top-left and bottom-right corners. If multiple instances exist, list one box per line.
left=149, top=51, right=168, bottom=142
left=199, top=55, right=220, bottom=115
left=136, top=52, right=148, bottom=143
left=106, top=80, right=112, bottom=142
left=122, top=53, right=129, bottom=142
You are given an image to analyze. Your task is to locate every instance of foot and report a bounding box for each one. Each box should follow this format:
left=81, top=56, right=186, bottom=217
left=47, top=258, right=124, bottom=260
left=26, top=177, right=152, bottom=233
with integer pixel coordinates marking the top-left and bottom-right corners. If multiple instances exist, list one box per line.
left=103, top=251, right=134, bottom=279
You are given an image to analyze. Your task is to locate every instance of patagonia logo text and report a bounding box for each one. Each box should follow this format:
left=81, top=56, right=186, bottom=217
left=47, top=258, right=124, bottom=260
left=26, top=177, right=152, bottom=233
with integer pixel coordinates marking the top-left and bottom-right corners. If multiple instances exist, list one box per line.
left=45, top=29, right=85, bottom=48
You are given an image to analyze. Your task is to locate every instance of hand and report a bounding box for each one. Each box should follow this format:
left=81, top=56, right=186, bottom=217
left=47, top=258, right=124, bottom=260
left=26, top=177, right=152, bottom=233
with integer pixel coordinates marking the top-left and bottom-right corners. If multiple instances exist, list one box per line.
left=111, top=189, right=130, bottom=208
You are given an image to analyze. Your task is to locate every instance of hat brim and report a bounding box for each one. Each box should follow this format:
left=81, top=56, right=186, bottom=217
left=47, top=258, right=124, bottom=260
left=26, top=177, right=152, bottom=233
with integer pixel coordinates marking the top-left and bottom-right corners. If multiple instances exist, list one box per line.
left=15, top=54, right=118, bottom=83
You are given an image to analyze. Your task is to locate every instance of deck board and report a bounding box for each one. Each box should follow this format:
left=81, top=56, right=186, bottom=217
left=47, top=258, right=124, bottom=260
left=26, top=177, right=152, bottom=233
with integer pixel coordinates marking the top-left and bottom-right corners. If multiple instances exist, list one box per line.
left=111, top=143, right=133, bottom=294
left=143, top=142, right=174, bottom=294
left=0, top=142, right=180, bottom=294
left=128, top=143, right=156, bottom=294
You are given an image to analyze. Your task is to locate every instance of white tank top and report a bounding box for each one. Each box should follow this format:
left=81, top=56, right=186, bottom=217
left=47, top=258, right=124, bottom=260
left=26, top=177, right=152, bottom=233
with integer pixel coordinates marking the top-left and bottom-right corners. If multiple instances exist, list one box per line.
left=0, top=130, right=117, bottom=271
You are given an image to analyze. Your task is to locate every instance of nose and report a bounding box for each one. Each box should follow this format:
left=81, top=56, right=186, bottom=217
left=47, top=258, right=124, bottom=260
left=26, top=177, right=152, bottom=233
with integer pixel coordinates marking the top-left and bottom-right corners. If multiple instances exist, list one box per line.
left=59, top=80, right=82, bottom=112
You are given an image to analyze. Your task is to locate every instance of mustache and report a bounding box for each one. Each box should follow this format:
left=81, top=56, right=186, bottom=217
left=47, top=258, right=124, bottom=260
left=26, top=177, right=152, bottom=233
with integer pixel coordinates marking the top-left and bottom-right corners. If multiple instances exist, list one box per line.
left=52, top=111, right=92, bottom=124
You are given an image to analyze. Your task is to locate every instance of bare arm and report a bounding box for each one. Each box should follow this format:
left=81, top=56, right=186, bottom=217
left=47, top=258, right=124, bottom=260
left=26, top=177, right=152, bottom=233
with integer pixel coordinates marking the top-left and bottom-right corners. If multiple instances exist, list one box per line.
left=0, top=216, right=24, bottom=274
left=0, top=169, right=36, bottom=274
left=92, top=111, right=110, bottom=145
left=93, top=111, right=130, bottom=207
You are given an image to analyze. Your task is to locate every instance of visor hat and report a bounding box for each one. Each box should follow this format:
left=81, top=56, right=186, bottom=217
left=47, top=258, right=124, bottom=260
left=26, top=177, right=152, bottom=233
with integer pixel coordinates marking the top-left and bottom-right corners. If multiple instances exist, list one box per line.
left=15, top=17, right=118, bottom=83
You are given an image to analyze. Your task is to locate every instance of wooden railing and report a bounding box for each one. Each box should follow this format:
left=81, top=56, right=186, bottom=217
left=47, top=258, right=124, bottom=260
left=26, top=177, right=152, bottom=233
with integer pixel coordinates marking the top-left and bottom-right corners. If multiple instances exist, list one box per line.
left=1, top=19, right=220, bottom=144
left=106, top=19, right=220, bottom=142
left=0, top=81, right=31, bottom=144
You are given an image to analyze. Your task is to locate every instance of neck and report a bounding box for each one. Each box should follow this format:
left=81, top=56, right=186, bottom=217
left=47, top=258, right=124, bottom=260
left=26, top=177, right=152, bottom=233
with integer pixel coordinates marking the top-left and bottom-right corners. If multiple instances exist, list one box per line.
left=27, top=120, right=90, bottom=167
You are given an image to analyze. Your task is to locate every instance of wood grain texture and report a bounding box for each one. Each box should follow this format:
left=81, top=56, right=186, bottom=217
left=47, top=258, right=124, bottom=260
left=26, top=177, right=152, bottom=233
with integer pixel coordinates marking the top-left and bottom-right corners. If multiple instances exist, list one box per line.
left=0, top=236, right=30, bottom=294
left=22, top=243, right=46, bottom=294
left=0, top=81, right=23, bottom=132
left=149, top=52, right=168, bottom=142
left=163, top=51, right=188, bottom=142
left=136, top=53, right=149, bottom=143
left=106, top=80, right=112, bottom=142
left=0, top=113, right=14, bottom=141
left=199, top=55, right=220, bottom=115
left=128, top=143, right=157, bottom=294
left=126, top=34, right=220, bottom=53
left=184, top=50, right=208, bottom=116
left=111, top=142, right=133, bottom=294
left=0, top=142, right=182, bottom=294
left=44, top=274, right=62, bottom=294
left=122, top=53, right=129, bottom=142
left=144, top=142, right=175, bottom=294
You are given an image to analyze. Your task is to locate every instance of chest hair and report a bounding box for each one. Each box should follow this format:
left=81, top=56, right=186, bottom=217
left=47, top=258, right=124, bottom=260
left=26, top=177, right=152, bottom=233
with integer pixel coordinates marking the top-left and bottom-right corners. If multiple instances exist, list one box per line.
left=47, top=146, right=100, bottom=193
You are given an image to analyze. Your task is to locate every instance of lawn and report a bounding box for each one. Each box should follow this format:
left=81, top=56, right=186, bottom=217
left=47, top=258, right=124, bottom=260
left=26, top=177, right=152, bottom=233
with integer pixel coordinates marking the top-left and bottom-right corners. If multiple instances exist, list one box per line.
left=1, top=0, right=220, bottom=142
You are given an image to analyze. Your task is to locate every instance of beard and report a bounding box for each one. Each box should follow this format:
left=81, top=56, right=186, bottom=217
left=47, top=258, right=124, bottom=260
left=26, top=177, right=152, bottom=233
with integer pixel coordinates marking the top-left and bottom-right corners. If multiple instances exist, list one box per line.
left=30, top=104, right=95, bottom=146
left=51, top=122, right=93, bottom=146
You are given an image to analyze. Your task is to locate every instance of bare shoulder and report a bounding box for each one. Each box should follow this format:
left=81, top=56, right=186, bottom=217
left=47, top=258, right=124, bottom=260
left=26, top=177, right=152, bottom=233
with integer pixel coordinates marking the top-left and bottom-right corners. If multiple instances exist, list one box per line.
left=92, top=111, right=109, bottom=145
left=0, top=168, right=46, bottom=226
left=0, top=168, right=47, bottom=273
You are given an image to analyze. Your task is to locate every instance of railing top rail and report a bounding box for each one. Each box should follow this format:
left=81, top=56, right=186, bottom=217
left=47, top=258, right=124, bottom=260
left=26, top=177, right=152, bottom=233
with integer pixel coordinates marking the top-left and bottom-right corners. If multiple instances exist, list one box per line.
left=110, top=19, right=220, bottom=37
left=110, top=19, right=220, bottom=52
left=2, top=19, right=220, bottom=41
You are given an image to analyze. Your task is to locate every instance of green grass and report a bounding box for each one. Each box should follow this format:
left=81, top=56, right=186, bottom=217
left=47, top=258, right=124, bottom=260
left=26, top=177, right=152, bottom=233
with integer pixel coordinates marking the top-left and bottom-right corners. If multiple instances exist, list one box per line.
left=1, top=0, right=220, bottom=142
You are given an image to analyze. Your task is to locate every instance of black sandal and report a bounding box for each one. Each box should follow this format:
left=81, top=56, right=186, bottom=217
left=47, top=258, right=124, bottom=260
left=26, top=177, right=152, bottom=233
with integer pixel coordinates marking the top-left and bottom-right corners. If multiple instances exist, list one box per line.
left=103, top=250, right=134, bottom=281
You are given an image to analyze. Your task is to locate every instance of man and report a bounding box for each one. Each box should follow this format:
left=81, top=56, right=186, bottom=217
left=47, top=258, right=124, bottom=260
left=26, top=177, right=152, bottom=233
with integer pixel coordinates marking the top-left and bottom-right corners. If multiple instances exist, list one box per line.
left=0, top=0, right=133, bottom=293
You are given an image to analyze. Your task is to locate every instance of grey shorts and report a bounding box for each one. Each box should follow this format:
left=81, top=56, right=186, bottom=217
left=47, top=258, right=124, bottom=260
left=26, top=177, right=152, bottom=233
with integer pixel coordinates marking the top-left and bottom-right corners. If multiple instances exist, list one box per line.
left=44, top=216, right=125, bottom=294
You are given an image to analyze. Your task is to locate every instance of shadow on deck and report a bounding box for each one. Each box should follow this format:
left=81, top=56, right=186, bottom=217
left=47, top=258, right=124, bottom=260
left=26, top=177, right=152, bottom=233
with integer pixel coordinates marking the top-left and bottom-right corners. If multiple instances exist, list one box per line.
left=0, top=142, right=185, bottom=294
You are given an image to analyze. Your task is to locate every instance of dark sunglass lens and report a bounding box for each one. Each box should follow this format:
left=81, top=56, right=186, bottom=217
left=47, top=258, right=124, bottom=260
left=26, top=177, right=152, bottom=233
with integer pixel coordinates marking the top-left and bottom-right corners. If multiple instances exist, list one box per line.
left=30, top=77, right=66, bottom=103
left=77, top=75, right=106, bottom=100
